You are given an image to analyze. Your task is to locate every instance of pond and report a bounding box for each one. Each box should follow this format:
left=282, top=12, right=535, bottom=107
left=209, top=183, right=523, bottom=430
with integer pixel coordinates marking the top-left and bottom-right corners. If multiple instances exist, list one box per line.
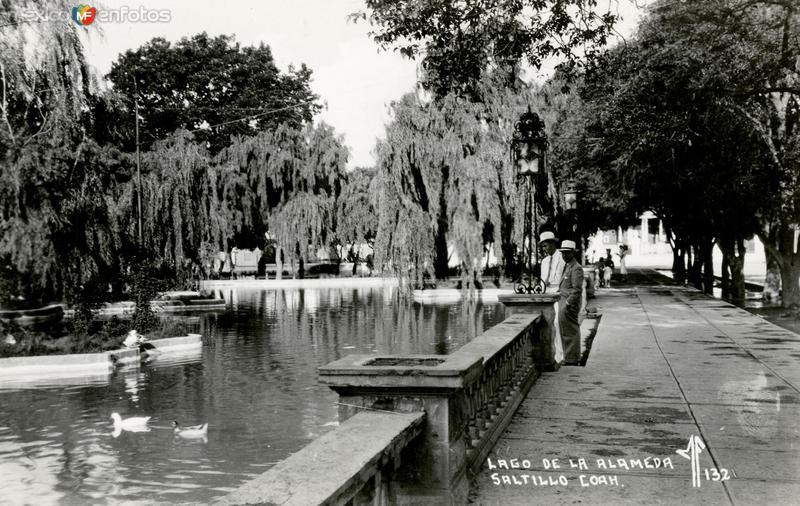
left=0, top=285, right=506, bottom=505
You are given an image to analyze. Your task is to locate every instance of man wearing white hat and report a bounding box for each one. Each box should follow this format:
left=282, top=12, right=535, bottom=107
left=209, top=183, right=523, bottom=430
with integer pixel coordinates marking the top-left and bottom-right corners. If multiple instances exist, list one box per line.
left=538, top=231, right=564, bottom=293
left=558, top=239, right=584, bottom=365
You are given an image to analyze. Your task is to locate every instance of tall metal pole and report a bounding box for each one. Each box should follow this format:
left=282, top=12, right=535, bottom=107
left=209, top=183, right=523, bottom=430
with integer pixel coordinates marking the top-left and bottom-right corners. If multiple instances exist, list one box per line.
left=134, top=77, right=143, bottom=248
left=532, top=179, right=538, bottom=266
left=528, top=178, right=534, bottom=290
left=525, top=182, right=533, bottom=293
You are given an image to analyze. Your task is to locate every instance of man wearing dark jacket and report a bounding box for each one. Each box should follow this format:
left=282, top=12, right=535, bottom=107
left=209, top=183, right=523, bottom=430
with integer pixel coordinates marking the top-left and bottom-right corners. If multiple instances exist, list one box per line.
left=558, top=240, right=584, bottom=365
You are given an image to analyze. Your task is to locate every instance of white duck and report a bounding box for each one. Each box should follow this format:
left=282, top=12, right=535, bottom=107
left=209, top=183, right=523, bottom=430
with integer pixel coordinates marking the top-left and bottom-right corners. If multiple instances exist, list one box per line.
left=111, top=412, right=151, bottom=434
left=123, top=330, right=159, bottom=360
left=172, top=420, right=208, bottom=439
left=123, top=330, right=140, bottom=348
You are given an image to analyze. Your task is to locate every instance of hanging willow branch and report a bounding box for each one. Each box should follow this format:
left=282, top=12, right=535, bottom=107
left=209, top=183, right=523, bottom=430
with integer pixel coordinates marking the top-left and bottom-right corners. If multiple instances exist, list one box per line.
left=217, top=122, right=348, bottom=270
left=375, top=74, right=539, bottom=288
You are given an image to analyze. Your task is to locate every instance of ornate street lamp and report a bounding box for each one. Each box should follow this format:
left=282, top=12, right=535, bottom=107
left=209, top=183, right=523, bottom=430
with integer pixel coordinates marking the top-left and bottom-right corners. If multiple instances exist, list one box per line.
left=512, top=107, right=547, bottom=176
left=563, top=178, right=581, bottom=262
left=563, top=179, right=579, bottom=211
left=512, top=107, right=548, bottom=294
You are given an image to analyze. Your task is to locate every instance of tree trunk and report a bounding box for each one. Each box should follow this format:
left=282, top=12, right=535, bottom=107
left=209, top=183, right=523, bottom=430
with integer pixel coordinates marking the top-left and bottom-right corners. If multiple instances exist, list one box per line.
left=730, top=238, right=746, bottom=307
left=500, top=214, right=517, bottom=281
left=276, top=246, right=283, bottom=280
left=702, top=240, right=714, bottom=295
left=679, top=248, right=687, bottom=285
left=434, top=166, right=450, bottom=280
left=764, top=244, right=782, bottom=303
left=688, top=245, right=703, bottom=290
left=759, top=225, right=800, bottom=308
left=780, top=261, right=800, bottom=309
left=720, top=238, right=746, bottom=306
left=671, top=240, right=686, bottom=284
left=434, top=228, right=449, bottom=279
left=721, top=253, right=731, bottom=300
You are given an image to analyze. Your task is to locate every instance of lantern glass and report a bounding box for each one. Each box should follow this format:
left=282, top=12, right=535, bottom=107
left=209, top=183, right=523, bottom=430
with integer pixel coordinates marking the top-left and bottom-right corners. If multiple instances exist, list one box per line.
left=565, top=191, right=578, bottom=210
left=515, top=139, right=545, bottom=176
left=563, top=180, right=579, bottom=210
left=512, top=108, right=547, bottom=178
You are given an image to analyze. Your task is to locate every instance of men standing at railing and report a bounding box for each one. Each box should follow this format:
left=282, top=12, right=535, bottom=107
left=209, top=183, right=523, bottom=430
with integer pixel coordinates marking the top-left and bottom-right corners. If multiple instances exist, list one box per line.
left=557, top=240, right=584, bottom=366
left=539, top=231, right=565, bottom=293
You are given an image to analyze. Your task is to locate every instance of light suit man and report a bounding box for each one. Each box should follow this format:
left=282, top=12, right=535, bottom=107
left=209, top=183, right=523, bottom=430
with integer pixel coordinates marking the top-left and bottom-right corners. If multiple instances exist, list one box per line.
left=538, top=231, right=565, bottom=293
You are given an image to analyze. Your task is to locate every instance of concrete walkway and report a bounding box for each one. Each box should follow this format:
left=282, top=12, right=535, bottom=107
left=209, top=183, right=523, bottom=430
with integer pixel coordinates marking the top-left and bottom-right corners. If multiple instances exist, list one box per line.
left=471, top=278, right=800, bottom=505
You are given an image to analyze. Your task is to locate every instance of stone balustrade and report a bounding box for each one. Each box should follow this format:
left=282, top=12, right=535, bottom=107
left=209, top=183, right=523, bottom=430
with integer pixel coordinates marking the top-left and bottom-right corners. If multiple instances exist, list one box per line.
left=318, top=312, right=543, bottom=505
left=215, top=411, right=426, bottom=506
left=221, top=309, right=552, bottom=505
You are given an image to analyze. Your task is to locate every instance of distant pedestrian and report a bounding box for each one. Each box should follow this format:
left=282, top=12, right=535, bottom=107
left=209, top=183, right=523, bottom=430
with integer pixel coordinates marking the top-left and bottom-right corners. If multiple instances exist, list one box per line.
left=604, top=248, right=615, bottom=270
left=604, top=262, right=613, bottom=288
left=231, top=247, right=239, bottom=280
left=618, top=244, right=629, bottom=283
left=596, top=257, right=606, bottom=288
left=604, top=248, right=615, bottom=286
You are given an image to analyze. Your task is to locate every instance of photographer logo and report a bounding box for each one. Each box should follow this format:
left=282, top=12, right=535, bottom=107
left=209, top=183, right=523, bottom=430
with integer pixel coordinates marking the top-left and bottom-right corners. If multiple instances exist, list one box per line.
left=71, top=4, right=97, bottom=25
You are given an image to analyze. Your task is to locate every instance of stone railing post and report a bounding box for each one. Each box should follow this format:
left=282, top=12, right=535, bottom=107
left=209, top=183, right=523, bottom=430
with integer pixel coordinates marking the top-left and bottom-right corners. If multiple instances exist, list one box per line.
left=497, top=293, right=560, bottom=371
left=320, top=355, right=480, bottom=505
left=318, top=313, right=540, bottom=506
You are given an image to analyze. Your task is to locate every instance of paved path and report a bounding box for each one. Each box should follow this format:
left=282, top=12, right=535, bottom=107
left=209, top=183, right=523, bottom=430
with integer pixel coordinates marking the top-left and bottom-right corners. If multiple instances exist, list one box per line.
left=471, top=278, right=800, bottom=505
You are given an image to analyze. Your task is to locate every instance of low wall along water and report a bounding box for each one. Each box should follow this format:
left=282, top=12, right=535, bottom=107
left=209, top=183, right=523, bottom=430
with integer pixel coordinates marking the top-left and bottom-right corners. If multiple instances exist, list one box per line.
left=0, top=334, right=203, bottom=383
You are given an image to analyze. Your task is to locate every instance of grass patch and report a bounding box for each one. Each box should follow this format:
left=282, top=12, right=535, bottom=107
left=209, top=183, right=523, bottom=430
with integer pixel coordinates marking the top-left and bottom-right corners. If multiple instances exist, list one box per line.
left=0, top=317, right=192, bottom=358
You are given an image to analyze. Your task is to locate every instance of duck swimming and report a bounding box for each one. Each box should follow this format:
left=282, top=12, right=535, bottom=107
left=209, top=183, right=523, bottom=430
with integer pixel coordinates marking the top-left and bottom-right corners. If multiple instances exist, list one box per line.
left=172, top=421, right=208, bottom=438
left=111, top=412, right=151, bottom=434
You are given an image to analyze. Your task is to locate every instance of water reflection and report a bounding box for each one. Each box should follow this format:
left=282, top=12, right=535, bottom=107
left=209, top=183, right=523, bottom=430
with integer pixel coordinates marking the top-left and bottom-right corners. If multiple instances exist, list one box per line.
left=0, top=286, right=505, bottom=504
left=718, top=371, right=782, bottom=440
left=0, top=373, right=112, bottom=391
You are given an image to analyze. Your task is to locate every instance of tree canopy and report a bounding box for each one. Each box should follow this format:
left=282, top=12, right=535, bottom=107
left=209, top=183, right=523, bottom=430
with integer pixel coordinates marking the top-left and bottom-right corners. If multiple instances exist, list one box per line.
left=0, top=0, right=125, bottom=305
left=374, top=75, right=554, bottom=287
left=0, top=21, right=346, bottom=304
left=107, top=33, right=321, bottom=153
left=554, top=0, right=798, bottom=304
left=353, top=0, right=620, bottom=97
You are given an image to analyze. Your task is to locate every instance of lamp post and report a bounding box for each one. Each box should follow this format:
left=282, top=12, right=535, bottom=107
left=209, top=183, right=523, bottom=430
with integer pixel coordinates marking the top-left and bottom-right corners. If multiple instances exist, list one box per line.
left=134, top=76, right=143, bottom=249
left=512, top=107, right=547, bottom=294
left=563, top=179, right=581, bottom=261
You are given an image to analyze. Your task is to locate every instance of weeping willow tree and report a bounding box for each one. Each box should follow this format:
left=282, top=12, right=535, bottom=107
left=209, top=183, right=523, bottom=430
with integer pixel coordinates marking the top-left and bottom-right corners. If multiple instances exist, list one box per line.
left=336, top=167, right=378, bottom=272
left=474, top=77, right=555, bottom=279
left=0, top=0, right=121, bottom=306
left=218, top=122, right=348, bottom=278
left=117, top=131, right=243, bottom=280
left=375, top=74, right=543, bottom=289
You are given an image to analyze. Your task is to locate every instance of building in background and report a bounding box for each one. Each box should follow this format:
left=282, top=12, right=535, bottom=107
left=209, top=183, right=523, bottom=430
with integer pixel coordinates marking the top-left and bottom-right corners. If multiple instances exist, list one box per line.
left=587, top=212, right=767, bottom=283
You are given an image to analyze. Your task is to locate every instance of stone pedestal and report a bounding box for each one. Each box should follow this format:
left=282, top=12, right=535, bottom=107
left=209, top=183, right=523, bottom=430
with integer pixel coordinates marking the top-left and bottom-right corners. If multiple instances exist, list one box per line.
left=498, top=293, right=560, bottom=371
left=320, top=354, right=481, bottom=505
left=584, top=267, right=596, bottom=298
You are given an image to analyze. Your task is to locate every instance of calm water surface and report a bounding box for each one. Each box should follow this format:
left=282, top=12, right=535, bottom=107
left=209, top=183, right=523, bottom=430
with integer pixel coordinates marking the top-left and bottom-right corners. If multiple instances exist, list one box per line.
left=0, top=286, right=505, bottom=505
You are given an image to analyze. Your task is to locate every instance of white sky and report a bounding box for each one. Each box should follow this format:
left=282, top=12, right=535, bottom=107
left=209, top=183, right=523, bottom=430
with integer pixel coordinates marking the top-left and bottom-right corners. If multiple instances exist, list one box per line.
left=83, top=1, right=647, bottom=168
